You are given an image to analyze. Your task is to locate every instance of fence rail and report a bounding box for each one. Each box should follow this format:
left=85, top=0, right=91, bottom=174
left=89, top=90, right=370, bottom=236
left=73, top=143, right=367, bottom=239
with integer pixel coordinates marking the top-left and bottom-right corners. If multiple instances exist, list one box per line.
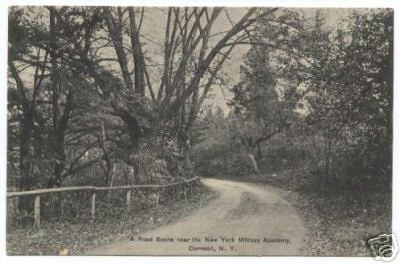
left=6, top=176, right=200, bottom=228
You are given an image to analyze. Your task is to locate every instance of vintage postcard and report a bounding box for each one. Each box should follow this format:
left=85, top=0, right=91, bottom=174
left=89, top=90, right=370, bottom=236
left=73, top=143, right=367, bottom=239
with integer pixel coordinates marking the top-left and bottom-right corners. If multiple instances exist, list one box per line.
left=1, top=0, right=397, bottom=262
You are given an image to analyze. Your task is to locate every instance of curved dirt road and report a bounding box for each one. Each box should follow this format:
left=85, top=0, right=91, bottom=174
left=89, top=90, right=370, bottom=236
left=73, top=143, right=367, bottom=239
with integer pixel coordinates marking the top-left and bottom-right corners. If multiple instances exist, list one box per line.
left=86, top=178, right=305, bottom=256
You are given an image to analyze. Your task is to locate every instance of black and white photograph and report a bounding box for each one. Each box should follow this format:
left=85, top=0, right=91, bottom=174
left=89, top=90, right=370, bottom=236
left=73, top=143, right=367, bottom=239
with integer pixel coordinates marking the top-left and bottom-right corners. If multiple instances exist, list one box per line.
left=1, top=0, right=398, bottom=261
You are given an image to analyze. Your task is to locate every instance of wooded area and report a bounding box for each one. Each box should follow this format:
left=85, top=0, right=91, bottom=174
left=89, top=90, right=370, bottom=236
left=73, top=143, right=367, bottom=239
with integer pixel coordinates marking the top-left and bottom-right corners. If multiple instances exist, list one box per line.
left=192, top=9, right=393, bottom=188
left=8, top=7, right=280, bottom=224
left=7, top=6, right=392, bottom=246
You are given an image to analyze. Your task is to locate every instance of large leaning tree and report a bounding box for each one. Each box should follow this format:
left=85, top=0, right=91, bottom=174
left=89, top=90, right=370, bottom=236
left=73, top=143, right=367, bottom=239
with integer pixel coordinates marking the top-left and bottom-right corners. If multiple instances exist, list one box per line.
left=8, top=7, right=288, bottom=196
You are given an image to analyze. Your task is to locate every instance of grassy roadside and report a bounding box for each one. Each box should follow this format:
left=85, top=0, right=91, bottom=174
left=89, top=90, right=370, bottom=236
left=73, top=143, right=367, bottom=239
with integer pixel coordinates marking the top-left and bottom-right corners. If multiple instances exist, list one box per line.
left=279, top=186, right=391, bottom=256
left=7, top=183, right=217, bottom=255
left=210, top=171, right=391, bottom=256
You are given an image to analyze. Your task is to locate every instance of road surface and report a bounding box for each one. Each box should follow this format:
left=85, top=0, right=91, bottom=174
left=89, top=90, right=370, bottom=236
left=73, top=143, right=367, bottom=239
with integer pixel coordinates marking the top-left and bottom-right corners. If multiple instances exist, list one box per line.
left=86, top=178, right=305, bottom=256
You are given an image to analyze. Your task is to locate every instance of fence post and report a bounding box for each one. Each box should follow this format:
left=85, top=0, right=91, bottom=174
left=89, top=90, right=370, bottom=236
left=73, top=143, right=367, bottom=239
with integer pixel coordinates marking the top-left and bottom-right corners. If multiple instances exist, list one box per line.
left=60, top=193, right=64, bottom=218
left=184, top=186, right=187, bottom=201
left=16, top=196, right=20, bottom=225
left=34, top=195, right=41, bottom=228
left=155, top=188, right=160, bottom=207
left=126, top=190, right=131, bottom=211
left=91, top=192, right=96, bottom=222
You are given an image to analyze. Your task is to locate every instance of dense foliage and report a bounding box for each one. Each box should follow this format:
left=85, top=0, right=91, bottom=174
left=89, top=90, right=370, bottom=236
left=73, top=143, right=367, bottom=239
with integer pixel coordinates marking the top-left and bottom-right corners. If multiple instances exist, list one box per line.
left=7, top=6, right=282, bottom=223
left=192, top=10, right=393, bottom=189
left=7, top=7, right=392, bottom=233
left=7, top=7, right=393, bottom=256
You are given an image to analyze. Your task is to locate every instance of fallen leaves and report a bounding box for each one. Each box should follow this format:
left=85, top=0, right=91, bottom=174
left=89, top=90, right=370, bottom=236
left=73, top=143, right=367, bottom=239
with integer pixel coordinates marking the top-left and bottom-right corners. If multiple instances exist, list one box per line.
left=280, top=185, right=391, bottom=256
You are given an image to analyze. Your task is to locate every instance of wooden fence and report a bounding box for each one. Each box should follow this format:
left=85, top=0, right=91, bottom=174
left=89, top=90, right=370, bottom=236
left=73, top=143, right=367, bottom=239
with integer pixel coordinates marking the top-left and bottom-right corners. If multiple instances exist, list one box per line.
left=6, top=176, right=200, bottom=228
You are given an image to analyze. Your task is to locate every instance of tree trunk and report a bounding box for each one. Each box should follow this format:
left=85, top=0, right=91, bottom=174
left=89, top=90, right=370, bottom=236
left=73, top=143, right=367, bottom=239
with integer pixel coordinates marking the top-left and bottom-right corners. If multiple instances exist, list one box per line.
left=128, top=7, right=146, bottom=96
left=257, top=143, right=262, bottom=160
left=105, top=7, right=134, bottom=91
left=48, top=7, right=63, bottom=188
left=51, top=134, right=66, bottom=187
left=18, top=112, right=35, bottom=213
left=19, top=113, right=34, bottom=190
left=247, top=152, right=259, bottom=174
